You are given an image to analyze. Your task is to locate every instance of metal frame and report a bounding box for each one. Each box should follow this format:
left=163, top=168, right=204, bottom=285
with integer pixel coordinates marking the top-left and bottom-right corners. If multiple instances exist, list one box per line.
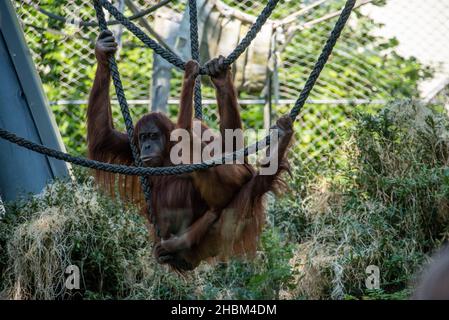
left=0, top=0, right=69, bottom=201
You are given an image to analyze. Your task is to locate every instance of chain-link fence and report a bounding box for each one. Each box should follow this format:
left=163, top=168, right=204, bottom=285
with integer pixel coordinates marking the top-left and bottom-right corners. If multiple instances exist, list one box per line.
left=13, top=0, right=449, bottom=169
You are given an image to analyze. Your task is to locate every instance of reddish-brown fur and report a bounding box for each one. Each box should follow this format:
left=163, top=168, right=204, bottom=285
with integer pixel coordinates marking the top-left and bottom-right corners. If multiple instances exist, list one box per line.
left=87, top=34, right=293, bottom=271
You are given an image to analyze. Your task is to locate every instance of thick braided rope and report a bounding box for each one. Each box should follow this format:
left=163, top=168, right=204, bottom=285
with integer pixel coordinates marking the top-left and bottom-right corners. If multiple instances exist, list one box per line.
left=0, top=128, right=226, bottom=174
left=0, top=0, right=355, bottom=176
left=188, top=0, right=202, bottom=119
left=218, top=0, right=280, bottom=73
left=99, top=0, right=280, bottom=75
left=93, top=1, right=156, bottom=225
left=98, top=0, right=185, bottom=70
left=290, top=0, right=356, bottom=119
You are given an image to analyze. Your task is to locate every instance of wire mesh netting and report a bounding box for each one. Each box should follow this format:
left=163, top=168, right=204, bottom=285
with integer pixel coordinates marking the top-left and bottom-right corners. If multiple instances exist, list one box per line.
left=13, top=0, right=449, bottom=169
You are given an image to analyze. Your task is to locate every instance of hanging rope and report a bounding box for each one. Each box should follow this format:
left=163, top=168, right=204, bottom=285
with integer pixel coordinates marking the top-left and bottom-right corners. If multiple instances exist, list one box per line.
left=188, top=0, right=202, bottom=119
left=96, top=0, right=280, bottom=75
left=0, top=0, right=357, bottom=177
left=93, top=0, right=156, bottom=228
left=97, top=0, right=186, bottom=69
left=289, top=0, right=356, bottom=120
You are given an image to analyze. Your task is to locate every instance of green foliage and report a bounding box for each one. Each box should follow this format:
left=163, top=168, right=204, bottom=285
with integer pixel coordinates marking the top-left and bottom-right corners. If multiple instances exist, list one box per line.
left=2, top=102, right=449, bottom=300
left=280, top=0, right=434, bottom=170
left=345, top=288, right=411, bottom=300
left=0, top=179, right=294, bottom=300
left=16, top=0, right=433, bottom=157
left=270, top=101, right=449, bottom=299
left=0, top=179, right=150, bottom=299
left=196, top=228, right=294, bottom=300
left=8, top=1, right=447, bottom=300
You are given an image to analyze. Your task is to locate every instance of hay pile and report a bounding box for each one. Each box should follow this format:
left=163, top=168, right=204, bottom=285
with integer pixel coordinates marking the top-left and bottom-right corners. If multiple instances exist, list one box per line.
left=0, top=180, right=294, bottom=300
left=0, top=180, right=167, bottom=299
left=1, top=101, right=449, bottom=300
left=272, top=101, right=449, bottom=299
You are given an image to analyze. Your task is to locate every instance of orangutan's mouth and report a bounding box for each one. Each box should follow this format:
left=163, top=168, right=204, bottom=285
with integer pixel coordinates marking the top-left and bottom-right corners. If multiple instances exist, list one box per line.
left=141, top=155, right=162, bottom=167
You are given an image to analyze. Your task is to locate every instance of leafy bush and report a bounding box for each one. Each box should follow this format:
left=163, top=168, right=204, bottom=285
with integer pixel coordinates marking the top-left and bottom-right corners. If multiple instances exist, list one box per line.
left=0, top=180, right=151, bottom=299
left=2, top=101, right=449, bottom=300
left=0, top=180, right=294, bottom=300
left=271, top=101, right=449, bottom=299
